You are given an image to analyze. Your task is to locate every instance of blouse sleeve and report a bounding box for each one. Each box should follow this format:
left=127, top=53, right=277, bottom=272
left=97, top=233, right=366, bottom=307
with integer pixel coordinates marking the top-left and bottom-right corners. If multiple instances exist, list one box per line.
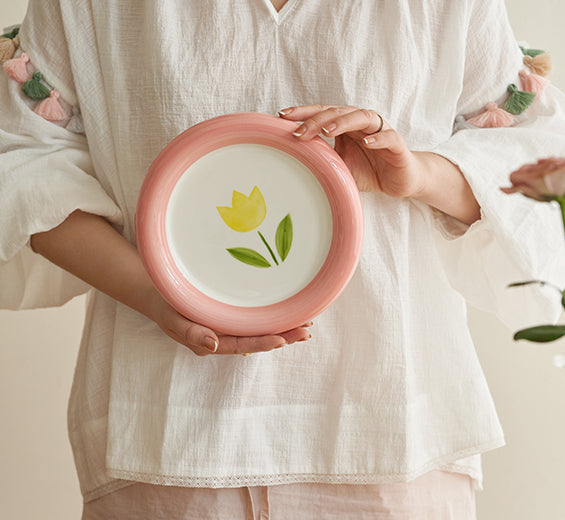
left=0, top=0, right=122, bottom=310
left=426, top=0, right=565, bottom=330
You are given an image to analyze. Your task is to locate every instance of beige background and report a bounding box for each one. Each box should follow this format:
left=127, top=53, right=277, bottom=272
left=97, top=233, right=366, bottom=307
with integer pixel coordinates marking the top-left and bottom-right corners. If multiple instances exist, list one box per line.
left=1, top=1, right=565, bottom=519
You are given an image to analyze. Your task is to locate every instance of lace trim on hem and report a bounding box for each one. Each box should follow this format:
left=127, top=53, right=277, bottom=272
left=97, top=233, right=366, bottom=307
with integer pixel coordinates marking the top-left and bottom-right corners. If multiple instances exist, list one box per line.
left=90, top=438, right=503, bottom=500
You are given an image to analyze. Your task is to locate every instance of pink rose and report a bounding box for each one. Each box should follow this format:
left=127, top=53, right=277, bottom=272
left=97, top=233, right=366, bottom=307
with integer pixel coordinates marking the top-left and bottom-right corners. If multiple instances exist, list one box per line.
left=501, top=157, right=565, bottom=201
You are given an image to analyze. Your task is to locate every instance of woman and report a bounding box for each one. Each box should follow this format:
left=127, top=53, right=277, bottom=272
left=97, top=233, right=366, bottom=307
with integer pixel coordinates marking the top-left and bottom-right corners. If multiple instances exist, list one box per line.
left=1, top=0, right=564, bottom=518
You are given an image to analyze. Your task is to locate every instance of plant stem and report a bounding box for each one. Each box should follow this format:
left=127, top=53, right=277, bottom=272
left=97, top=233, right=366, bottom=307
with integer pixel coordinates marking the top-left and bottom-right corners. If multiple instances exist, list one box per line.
left=258, top=231, right=279, bottom=266
left=556, top=196, right=565, bottom=236
left=553, top=196, right=565, bottom=308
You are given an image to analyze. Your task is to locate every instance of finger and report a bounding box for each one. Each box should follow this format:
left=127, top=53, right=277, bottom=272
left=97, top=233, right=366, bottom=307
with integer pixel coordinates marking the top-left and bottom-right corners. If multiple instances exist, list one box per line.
left=217, top=334, right=288, bottom=355
left=277, top=104, right=338, bottom=120
left=361, top=128, right=405, bottom=152
left=298, top=321, right=314, bottom=328
left=361, top=129, right=413, bottom=169
left=279, top=327, right=312, bottom=344
left=316, top=109, right=387, bottom=139
left=280, top=106, right=357, bottom=140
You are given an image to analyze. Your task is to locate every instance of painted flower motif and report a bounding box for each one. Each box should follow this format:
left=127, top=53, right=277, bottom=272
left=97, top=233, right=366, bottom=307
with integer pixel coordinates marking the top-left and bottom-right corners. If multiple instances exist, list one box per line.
left=216, top=186, right=267, bottom=232
left=501, top=157, right=565, bottom=201
left=217, top=185, right=294, bottom=269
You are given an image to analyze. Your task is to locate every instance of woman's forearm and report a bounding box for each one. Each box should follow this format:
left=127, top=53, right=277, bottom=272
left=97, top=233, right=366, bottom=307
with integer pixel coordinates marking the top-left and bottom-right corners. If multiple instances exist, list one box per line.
left=411, top=151, right=481, bottom=226
left=30, top=210, right=159, bottom=319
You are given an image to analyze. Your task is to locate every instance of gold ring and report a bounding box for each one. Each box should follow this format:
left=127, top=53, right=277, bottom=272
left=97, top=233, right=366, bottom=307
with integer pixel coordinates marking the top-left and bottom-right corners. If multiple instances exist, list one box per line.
left=375, top=112, right=384, bottom=133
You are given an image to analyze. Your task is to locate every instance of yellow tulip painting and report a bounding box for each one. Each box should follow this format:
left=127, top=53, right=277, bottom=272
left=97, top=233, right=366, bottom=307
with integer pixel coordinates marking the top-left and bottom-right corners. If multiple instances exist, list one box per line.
left=216, top=186, right=293, bottom=269
left=216, top=186, right=267, bottom=232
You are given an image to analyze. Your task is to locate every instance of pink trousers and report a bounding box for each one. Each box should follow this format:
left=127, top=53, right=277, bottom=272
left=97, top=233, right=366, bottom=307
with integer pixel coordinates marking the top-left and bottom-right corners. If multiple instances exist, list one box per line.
left=82, top=470, right=476, bottom=520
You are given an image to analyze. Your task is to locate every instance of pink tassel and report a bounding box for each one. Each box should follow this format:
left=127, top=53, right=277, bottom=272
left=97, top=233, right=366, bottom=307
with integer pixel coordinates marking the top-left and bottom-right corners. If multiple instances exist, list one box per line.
left=519, top=68, right=548, bottom=96
left=2, top=52, right=32, bottom=83
left=466, top=102, right=514, bottom=128
left=34, top=90, right=68, bottom=122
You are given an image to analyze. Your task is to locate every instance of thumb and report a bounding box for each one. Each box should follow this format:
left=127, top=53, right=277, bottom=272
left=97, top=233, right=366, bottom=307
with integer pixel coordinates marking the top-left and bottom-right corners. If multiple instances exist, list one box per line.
left=183, top=321, right=219, bottom=352
left=163, top=308, right=219, bottom=352
left=362, top=128, right=403, bottom=152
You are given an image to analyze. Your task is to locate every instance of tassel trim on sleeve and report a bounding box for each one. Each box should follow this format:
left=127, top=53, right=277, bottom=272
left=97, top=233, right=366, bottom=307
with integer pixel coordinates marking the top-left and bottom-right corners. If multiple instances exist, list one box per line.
left=462, top=45, right=552, bottom=129
left=0, top=26, right=20, bottom=62
left=1, top=25, right=84, bottom=134
left=466, top=102, right=514, bottom=128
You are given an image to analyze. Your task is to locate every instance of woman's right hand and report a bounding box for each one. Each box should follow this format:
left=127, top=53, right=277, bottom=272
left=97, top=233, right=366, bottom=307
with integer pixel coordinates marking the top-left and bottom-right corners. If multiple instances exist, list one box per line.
left=148, top=289, right=312, bottom=356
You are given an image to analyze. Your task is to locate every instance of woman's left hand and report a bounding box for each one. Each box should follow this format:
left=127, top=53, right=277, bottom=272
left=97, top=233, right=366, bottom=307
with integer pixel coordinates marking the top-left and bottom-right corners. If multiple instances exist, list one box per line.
left=278, top=104, right=424, bottom=196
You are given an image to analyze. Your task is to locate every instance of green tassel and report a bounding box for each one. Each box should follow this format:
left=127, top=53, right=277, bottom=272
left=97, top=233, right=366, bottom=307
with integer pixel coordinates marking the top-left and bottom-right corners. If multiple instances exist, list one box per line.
left=21, top=72, right=51, bottom=100
left=1, top=27, right=19, bottom=39
left=503, top=84, right=536, bottom=115
left=519, top=46, right=545, bottom=58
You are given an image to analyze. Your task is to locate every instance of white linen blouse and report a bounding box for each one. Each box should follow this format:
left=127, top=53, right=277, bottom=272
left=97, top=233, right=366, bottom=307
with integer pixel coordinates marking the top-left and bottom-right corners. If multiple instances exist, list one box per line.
left=1, top=0, right=565, bottom=503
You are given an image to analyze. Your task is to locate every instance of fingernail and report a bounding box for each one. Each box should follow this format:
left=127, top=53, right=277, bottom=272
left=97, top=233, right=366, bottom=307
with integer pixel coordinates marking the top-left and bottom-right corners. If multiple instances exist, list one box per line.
left=363, top=136, right=376, bottom=145
left=278, top=108, right=293, bottom=116
left=202, top=336, right=218, bottom=352
left=292, top=126, right=305, bottom=137
left=276, top=341, right=288, bottom=348
left=322, top=123, right=336, bottom=135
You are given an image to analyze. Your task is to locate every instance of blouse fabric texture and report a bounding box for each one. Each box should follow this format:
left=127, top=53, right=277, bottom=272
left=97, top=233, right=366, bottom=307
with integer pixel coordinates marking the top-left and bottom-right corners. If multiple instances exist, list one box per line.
left=1, top=0, right=565, bottom=503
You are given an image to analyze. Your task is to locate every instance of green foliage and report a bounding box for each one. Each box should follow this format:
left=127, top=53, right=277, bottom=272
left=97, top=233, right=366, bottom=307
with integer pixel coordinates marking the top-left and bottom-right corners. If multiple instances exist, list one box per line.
left=508, top=281, right=544, bottom=288
left=514, top=325, right=565, bottom=343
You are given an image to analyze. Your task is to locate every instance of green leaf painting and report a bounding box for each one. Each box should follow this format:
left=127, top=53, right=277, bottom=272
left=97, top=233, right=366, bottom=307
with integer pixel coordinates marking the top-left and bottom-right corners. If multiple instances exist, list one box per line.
left=258, top=231, right=279, bottom=266
left=514, top=325, right=565, bottom=343
left=275, top=214, right=293, bottom=261
left=226, top=247, right=271, bottom=268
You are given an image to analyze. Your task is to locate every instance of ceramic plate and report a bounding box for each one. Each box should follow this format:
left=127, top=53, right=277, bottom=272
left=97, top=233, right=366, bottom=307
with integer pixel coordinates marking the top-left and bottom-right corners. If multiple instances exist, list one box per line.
left=135, top=113, right=363, bottom=336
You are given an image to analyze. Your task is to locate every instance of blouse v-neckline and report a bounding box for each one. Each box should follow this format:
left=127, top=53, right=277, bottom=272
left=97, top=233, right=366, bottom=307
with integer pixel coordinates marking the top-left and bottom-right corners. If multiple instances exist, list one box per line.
left=262, top=0, right=299, bottom=25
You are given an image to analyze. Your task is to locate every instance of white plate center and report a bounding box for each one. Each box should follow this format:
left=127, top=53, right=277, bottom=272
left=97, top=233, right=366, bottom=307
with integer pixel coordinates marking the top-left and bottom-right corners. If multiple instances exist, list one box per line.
left=166, top=144, right=333, bottom=307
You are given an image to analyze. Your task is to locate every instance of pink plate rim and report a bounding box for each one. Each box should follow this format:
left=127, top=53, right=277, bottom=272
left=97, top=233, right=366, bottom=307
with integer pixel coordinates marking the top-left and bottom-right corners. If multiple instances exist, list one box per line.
left=135, top=112, right=364, bottom=336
